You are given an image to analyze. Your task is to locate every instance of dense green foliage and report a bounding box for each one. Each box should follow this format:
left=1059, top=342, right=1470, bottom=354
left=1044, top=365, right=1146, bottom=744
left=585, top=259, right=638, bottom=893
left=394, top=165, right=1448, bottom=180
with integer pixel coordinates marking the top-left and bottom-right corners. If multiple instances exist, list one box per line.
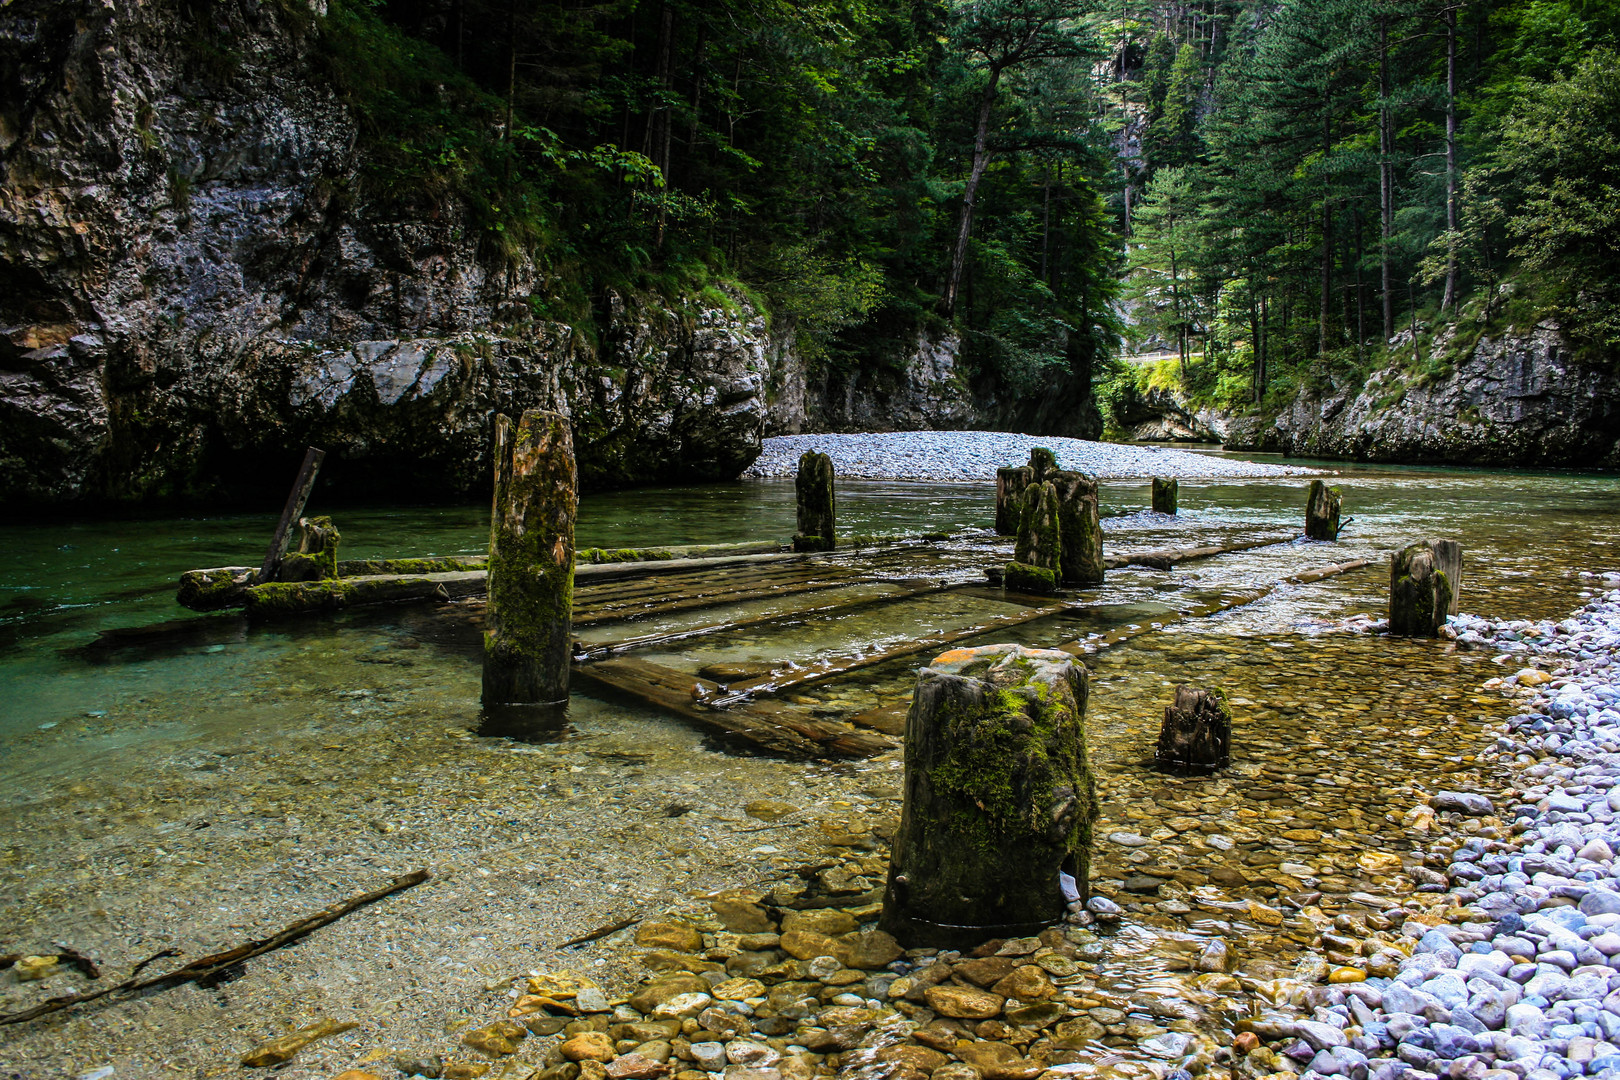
left=1109, top=0, right=1620, bottom=414
left=308, top=0, right=1123, bottom=390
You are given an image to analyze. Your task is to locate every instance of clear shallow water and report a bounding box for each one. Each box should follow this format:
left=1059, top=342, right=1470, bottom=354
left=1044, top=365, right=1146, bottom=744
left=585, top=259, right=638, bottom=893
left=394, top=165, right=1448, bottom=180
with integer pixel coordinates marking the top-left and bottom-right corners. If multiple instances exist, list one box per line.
left=5, top=462, right=1620, bottom=1074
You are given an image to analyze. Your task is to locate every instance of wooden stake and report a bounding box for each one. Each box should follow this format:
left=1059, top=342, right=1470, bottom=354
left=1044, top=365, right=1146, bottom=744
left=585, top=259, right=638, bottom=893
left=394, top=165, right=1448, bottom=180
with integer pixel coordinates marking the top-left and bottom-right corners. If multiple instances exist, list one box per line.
left=257, top=447, right=325, bottom=584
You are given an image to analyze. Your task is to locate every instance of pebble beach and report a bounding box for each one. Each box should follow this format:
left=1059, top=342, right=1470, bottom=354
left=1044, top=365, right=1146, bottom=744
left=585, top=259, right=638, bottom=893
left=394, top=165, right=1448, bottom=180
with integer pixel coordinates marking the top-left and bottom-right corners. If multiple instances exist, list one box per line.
left=743, top=433, right=1316, bottom=482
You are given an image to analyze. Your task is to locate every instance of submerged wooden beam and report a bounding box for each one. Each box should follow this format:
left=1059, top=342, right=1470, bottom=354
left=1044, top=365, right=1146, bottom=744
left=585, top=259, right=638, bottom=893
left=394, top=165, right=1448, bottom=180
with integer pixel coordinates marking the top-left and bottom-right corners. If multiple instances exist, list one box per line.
left=241, top=571, right=487, bottom=618
left=573, top=657, right=897, bottom=759
left=707, top=596, right=1077, bottom=705
left=1101, top=532, right=1299, bottom=571
left=1062, top=557, right=1373, bottom=655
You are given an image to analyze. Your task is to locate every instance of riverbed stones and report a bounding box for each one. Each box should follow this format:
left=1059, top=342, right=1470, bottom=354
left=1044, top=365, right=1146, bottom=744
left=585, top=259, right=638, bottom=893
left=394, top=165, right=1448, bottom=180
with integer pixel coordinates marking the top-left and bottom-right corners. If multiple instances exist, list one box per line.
left=1152, top=477, right=1178, bottom=515
left=1389, top=539, right=1462, bottom=637
left=636, top=921, right=704, bottom=953
left=1048, top=470, right=1105, bottom=586
left=483, top=409, right=576, bottom=707
left=562, top=1033, right=618, bottom=1063
left=463, top=1021, right=526, bottom=1056
left=793, top=451, right=836, bottom=552
left=924, top=984, right=1006, bottom=1018
left=1155, top=686, right=1232, bottom=774
left=1305, top=479, right=1342, bottom=540
left=880, top=644, right=1096, bottom=947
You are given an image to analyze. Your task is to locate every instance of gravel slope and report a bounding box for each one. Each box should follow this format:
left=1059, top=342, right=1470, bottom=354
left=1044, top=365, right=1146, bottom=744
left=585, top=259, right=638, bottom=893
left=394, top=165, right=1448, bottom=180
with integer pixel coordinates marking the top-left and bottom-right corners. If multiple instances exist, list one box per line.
left=743, top=432, right=1316, bottom=481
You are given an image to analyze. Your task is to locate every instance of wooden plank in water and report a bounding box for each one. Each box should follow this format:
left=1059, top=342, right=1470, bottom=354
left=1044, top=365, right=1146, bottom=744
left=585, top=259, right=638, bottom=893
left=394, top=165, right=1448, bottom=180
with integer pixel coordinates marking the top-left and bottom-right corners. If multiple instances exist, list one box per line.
left=242, top=571, right=487, bottom=618
left=710, top=596, right=1076, bottom=705
left=574, top=572, right=871, bottom=628
left=573, top=657, right=897, bottom=759
left=579, top=578, right=963, bottom=660
left=258, top=447, right=325, bottom=584
left=1102, top=532, right=1299, bottom=570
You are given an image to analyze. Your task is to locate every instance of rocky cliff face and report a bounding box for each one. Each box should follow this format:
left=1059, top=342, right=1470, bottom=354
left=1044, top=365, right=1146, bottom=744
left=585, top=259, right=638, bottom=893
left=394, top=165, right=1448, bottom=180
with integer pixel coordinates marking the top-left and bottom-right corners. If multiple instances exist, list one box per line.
left=765, top=331, right=1102, bottom=441
left=0, top=0, right=768, bottom=504
left=1205, top=324, right=1620, bottom=468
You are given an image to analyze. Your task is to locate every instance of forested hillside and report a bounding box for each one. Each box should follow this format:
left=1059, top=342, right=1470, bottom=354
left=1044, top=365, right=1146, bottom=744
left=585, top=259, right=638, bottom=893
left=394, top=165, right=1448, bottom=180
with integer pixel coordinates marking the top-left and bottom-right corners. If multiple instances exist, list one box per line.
left=1111, top=0, right=1620, bottom=418
left=330, top=0, right=1120, bottom=394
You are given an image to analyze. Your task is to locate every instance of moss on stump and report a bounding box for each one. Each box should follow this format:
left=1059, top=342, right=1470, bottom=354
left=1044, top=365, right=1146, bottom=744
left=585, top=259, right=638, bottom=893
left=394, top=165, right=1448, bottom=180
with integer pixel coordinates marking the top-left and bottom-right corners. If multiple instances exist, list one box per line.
left=880, top=644, right=1097, bottom=948
left=793, top=451, right=836, bottom=552
left=1004, top=561, right=1056, bottom=595
left=483, top=410, right=577, bottom=706
left=995, top=466, right=1034, bottom=536
left=1013, top=481, right=1063, bottom=582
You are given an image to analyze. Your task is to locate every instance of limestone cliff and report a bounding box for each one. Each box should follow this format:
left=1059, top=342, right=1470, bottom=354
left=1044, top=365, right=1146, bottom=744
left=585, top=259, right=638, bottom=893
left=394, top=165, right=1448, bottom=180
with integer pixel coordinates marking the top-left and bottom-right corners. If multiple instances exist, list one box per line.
left=0, top=0, right=767, bottom=503
left=1205, top=324, right=1620, bottom=468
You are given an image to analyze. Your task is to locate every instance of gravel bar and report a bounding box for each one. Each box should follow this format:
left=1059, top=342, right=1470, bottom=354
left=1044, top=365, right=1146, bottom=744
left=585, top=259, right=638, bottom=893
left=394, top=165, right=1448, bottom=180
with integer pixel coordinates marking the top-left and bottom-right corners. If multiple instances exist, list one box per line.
left=1265, top=578, right=1620, bottom=1080
left=743, top=431, right=1317, bottom=482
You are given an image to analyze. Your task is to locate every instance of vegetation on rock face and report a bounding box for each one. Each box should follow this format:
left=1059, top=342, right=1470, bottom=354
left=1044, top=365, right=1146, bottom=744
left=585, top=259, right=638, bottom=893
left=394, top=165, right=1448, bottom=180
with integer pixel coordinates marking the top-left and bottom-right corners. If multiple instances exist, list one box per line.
left=308, top=0, right=1121, bottom=395
left=1098, top=0, right=1620, bottom=427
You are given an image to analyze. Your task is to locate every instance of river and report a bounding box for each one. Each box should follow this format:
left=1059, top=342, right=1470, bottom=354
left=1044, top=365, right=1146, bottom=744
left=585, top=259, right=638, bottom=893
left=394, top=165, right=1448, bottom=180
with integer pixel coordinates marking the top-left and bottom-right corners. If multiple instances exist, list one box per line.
left=2, top=459, right=1617, bottom=1077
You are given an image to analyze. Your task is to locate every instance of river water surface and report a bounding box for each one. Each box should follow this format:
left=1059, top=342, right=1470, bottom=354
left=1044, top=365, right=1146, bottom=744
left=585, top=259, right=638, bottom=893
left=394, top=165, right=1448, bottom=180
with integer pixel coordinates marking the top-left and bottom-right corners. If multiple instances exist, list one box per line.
left=2, top=458, right=1618, bottom=1077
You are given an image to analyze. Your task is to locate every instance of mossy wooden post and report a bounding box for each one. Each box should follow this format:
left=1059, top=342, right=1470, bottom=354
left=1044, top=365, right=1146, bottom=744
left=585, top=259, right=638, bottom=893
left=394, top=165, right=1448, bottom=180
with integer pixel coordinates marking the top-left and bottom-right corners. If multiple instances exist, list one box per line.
left=995, top=466, right=1034, bottom=536
left=793, top=451, right=836, bottom=552
left=1006, top=481, right=1062, bottom=594
left=1156, top=686, right=1231, bottom=773
left=1389, top=539, right=1462, bottom=638
left=1152, top=477, right=1178, bottom=515
left=1028, top=446, right=1058, bottom=482
left=483, top=410, right=577, bottom=706
left=1049, top=470, right=1104, bottom=586
left=880, top=644, right=1097, bottom=948
left=1305, top=479, right=1342, bottom=540
left=276, top=516, right=341, bottom=582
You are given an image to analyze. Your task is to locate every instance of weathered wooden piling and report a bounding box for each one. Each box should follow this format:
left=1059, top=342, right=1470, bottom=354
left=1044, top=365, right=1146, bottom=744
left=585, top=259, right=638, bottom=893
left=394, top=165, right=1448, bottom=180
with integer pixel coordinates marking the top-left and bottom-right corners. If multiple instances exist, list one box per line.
left=880, top=643, right=1097, bottom=948
left=1305, top=479, right=1342, bottom=540
left=1152, top=476, right=1178, bottom=515
left=1006, top=481, right=1062, bottom=593
left=1155, top=685, right=1231, bottom=773
left=1389, top=539, right=1462, bottom=638
left=1029, top=446, right=1058, bottom=482
left=994, top=466, right=1034, bottom=536
left=793, top=451, right=836, bottom=553
left=276, top=517, right=341, bottom=582
left=258, top=447, right=325, bottom=583
left=482, top=410, right=577, bottom=706
left=1050, top=470, right=1104, bottom=586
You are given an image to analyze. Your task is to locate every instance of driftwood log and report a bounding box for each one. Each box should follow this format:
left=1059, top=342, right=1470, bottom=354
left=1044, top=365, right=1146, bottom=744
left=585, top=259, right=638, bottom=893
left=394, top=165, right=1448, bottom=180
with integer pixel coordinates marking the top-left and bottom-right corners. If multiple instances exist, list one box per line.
left=0, top=871, right=428, bottom=1027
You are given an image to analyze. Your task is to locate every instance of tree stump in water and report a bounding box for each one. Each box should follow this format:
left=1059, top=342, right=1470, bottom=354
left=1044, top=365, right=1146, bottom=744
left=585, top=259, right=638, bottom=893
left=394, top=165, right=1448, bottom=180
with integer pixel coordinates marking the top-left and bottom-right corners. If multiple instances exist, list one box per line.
left=793, top=451, right=836, bottom=552
left=880, top=644, right=1097, bottom=948
left=277, top=516, right=341, bottom=582
left=1049, top=470, right=1104, bottom=585
left=1007, top=481, right=1062, bottom=594
left=994, top=466, right=1034, bottom=536
left=483, top=410, right=577, bottom=706
left=1156, top=686, right=1231, bottom=773
left=1305, top=479, right=1342, bottom=540
left=1389, top=540, right=1462, bottom=637
left=1152, top=477, right=1178, bottom=515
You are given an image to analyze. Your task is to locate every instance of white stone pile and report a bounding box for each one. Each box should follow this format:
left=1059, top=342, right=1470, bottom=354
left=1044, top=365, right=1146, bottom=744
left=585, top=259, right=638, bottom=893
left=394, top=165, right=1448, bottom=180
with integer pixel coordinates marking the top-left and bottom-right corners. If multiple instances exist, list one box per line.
left=1278, top=584, right=1620, bottom=1080
left=743, top=432, right=1316, bottom=482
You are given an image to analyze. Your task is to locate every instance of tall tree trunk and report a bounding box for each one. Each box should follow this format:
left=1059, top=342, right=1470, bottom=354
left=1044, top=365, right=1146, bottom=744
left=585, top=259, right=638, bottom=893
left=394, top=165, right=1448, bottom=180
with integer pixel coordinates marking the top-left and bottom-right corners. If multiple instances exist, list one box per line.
left=945, top=70, right=1003, bottom=317
left=1441, top=4, right=1459, bottom=310
left=687, top=27, right=707, bottom=184
left=1353, top=207, right=1366, bottom=363
left=1319, top=197, right=1331, bottom=358
left=1040, top=165, right=1052, bottom=283
left=1379, top=14, right=1394, bottom=341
